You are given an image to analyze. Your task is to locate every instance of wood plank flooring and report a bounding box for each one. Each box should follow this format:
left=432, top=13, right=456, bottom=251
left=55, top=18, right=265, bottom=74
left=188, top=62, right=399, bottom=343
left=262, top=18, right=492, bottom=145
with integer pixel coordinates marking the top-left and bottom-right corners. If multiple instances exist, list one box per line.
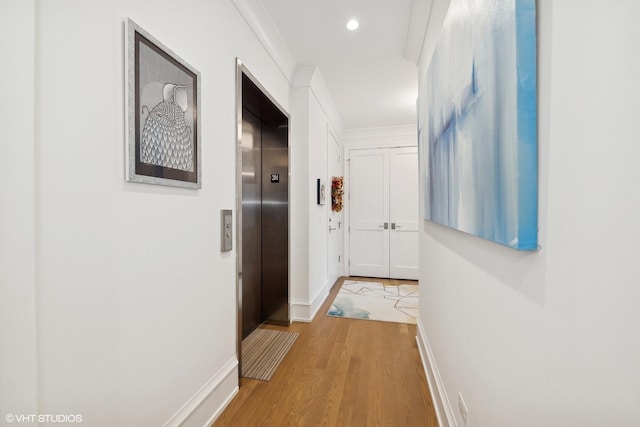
left=213, top=277, right=438, bottom=427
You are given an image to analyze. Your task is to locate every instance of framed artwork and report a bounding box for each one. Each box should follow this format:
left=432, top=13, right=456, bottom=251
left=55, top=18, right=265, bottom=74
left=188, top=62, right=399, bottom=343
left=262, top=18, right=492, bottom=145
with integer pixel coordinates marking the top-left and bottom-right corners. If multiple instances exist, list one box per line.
left=419, top=0, right=538, bottom=250
left=125, top=19, right=201, bottom=188
left=317, top=179, right=326, bottom=205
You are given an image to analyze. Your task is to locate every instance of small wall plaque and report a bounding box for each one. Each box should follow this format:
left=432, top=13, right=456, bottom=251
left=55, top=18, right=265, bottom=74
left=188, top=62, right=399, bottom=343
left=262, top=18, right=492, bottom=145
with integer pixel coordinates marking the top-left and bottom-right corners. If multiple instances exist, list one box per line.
left=317, top=178, right=326, bottom=205
left=270, top=174, right=280, bottom=183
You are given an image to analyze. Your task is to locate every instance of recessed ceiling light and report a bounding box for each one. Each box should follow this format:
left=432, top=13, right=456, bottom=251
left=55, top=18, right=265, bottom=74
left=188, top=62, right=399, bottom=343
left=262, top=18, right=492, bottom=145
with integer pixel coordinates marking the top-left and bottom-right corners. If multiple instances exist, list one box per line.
left=346, top=19, right=359, bottom=31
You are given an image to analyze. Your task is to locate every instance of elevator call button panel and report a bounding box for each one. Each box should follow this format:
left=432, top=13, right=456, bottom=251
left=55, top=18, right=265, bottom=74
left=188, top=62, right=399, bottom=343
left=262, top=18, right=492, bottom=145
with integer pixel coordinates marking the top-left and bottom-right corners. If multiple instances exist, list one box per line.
left=221, top=209, right=232, bottom=252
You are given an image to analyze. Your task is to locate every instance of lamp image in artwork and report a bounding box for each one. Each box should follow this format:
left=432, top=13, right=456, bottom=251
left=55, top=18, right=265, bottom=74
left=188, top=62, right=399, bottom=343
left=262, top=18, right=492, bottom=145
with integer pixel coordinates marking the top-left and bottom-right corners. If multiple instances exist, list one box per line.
left=141, top=83, right=193, bottom=171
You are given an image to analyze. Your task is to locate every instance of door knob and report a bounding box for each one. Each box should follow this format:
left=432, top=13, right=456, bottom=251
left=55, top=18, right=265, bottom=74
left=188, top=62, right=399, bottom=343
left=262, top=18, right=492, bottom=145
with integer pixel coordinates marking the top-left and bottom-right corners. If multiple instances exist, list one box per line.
left=329, top=226, right=337, bottom=232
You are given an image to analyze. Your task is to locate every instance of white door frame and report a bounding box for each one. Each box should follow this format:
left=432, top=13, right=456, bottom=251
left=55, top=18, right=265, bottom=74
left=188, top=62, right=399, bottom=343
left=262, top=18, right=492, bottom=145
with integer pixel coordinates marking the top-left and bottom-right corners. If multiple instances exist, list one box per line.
left=327, top=125, right=344, bottom=284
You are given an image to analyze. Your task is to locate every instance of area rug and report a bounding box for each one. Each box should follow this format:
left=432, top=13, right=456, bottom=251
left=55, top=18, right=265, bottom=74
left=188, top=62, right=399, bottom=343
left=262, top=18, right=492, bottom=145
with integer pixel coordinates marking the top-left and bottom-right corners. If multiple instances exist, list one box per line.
left=241, top=327, right=299, bottom=381
left=327, top=280, right=418, bottom=324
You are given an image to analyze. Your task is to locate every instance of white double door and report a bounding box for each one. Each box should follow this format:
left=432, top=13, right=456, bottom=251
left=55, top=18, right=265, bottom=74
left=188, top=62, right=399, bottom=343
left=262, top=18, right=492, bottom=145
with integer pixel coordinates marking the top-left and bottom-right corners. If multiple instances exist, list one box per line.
left=349, top=146, right=419, bottom=280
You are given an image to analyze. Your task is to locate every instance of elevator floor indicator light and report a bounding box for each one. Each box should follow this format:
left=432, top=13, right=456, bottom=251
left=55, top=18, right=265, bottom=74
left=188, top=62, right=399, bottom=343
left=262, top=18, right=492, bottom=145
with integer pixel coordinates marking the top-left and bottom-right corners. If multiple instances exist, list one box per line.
left=271, top=174, right=280, bottom=183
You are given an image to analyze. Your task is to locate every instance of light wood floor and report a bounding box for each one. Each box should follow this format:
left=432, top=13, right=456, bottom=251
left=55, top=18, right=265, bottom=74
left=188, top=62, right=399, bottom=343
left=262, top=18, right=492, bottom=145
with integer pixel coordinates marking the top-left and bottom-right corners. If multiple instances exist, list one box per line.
left=213, top=276, right=438, bottom=427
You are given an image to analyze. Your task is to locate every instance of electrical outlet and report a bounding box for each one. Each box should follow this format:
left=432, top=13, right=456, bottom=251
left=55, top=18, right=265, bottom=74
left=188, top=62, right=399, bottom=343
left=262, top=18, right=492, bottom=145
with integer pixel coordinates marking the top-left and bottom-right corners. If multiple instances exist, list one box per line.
left=458, top=392, right=468, bottom=425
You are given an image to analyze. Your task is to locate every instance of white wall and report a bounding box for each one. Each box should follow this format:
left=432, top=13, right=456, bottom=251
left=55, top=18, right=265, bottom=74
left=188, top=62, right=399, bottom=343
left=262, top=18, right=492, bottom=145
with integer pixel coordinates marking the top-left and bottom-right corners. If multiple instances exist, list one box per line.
left=307, top=93, right=329, bottom=309
left=0, top=0, right=38, bottom=419
left=418, top=1, right=640, bottom=426
left=289, top=67, right=342, bottom=321
left=2, top=0, right=293, bottom=425
left=289, top=86, right=311, bottom=318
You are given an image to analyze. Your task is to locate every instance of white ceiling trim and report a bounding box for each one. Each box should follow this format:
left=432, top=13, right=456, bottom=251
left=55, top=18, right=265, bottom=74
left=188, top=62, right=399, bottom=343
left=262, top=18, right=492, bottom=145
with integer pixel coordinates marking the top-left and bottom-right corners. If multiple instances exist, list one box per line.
left=230, top=0, right=298, bottom=81
left=404, top=0, right=435, bottom=65
left=342, top=124, right=417, bottom=140
left=291, top=66, right=316, bottom=88
left=231, top=0, right=344, bottom=133
left=418, top=0, right=452, bottom=69
left=292, top=66, right=344, bottom=133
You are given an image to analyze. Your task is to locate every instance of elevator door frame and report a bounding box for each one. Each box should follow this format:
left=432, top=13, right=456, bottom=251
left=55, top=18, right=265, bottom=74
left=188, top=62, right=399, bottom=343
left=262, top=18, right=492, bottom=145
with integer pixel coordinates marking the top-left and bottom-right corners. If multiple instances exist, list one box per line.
left=235, top=58, right=291, bottom=378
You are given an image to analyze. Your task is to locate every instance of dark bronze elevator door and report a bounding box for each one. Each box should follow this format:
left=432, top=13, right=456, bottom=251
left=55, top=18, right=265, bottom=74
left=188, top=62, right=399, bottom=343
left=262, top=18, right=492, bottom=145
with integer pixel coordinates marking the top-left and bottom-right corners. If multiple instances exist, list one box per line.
left=260, top=120, right=289, bottom=324
left=241, top=109, right=262, bottom=339
left=240, top=72, right=289, bottom=341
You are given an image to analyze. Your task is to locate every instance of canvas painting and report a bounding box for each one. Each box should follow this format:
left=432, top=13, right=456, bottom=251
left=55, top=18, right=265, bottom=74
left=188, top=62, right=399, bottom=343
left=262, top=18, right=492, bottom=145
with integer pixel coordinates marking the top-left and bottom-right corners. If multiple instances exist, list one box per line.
left=419, top=0, right=538, bottom=250
left=126, top=19, right=201, bottom=188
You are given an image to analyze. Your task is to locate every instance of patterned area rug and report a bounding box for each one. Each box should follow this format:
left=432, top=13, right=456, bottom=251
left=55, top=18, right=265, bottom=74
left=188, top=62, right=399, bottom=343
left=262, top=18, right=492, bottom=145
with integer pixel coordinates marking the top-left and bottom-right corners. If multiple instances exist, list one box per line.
left=327, top=280, right=419, bottom=324
left=241, top=327, right=299, bottom=381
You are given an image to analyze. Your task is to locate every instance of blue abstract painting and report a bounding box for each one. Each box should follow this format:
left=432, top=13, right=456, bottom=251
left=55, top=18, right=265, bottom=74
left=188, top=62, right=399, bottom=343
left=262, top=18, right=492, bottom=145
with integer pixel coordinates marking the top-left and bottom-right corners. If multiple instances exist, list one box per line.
left=419, top=0, right=538, bottom=250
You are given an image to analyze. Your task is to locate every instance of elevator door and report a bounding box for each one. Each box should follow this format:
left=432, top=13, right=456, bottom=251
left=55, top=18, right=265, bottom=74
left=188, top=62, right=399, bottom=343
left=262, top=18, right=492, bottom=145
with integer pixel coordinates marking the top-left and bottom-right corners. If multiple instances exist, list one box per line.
left=260, top=118, right=289, bottom=325
left=240, top=78, right=289, bottom=340
left=241, top=110, right=262, bottom=338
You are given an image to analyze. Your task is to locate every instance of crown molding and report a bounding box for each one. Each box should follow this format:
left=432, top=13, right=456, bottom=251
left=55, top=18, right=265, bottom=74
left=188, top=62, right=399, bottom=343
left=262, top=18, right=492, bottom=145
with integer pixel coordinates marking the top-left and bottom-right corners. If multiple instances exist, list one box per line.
left=403, top=0, right=435, bottom=65
left=230, top=0, right=298, bottom=81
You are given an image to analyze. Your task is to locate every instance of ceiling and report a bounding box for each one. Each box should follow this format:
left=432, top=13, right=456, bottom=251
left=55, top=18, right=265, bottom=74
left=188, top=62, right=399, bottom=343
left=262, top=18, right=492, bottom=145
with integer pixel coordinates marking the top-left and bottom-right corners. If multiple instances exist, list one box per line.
left=261, top=0, right=419, bottom=130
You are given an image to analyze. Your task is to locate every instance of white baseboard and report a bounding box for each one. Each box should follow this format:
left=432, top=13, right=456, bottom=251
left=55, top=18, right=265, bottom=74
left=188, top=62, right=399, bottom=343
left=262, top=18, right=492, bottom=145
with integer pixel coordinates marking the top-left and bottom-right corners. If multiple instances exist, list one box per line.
left=416, top=319, right=456, bottom=427
left=309, top=279, right=332, bottom=320
left=290, top=298, right=312, bottom=322
left=163, top=357, right=239, bottom=427
left=290, top=279, right=333, bottom=322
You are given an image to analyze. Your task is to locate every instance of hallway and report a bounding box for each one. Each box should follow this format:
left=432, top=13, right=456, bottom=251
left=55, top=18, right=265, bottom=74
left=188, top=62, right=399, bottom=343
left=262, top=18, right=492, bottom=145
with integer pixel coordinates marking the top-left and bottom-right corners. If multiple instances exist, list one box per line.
left=214, top=277, right=437, bottom=426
